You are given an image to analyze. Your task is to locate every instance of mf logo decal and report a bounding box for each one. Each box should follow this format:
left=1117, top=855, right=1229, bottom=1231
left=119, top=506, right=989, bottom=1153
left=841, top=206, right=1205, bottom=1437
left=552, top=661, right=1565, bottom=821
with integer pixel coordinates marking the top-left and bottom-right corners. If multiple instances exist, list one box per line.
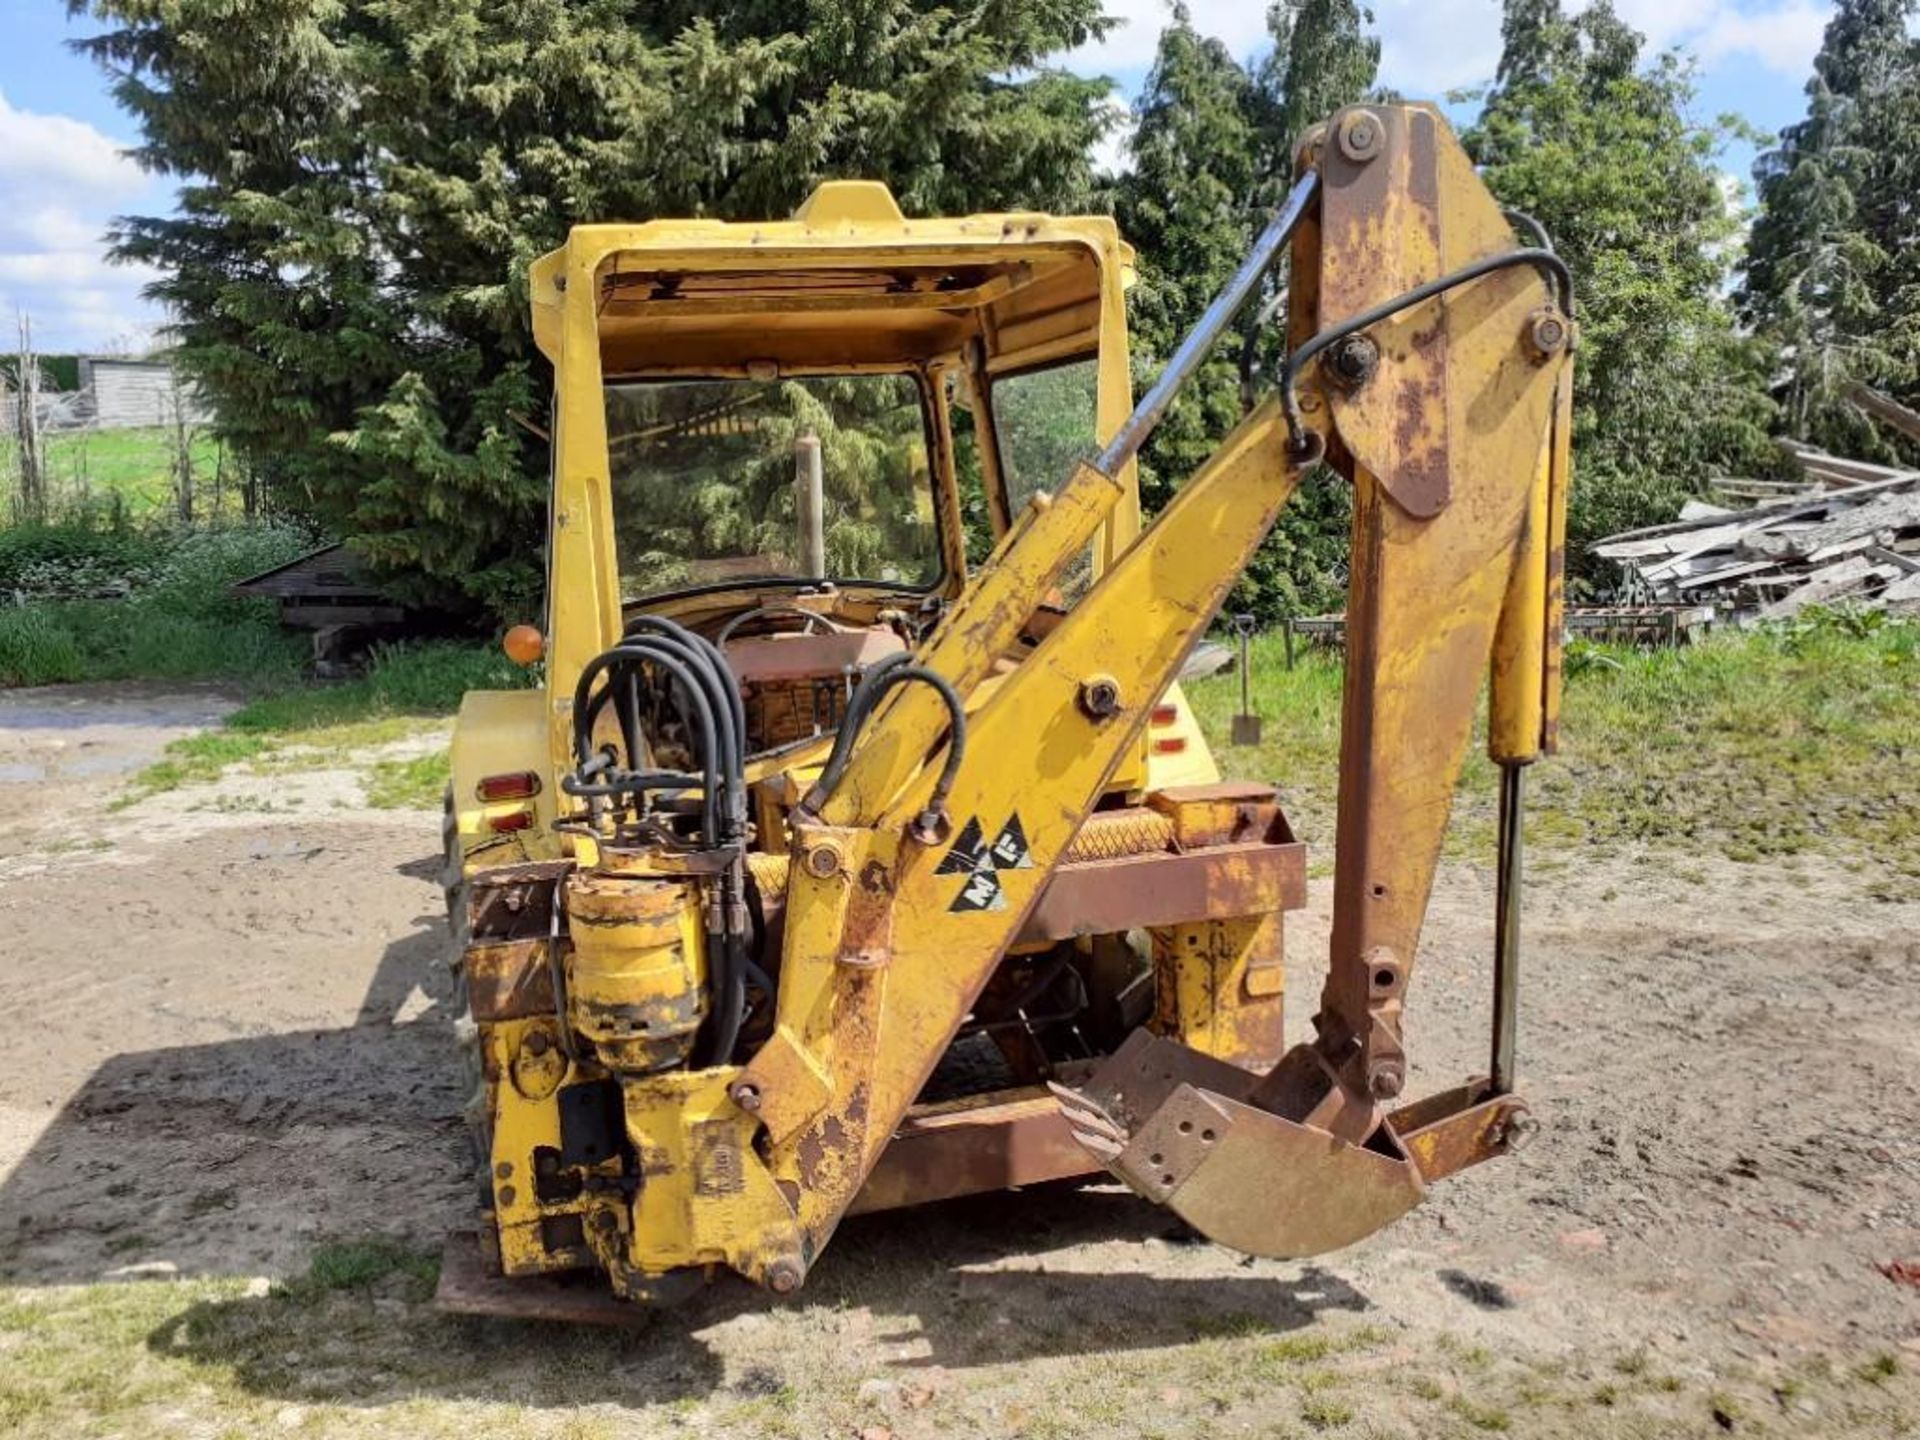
left=937, top=813, right=1033, bottom=913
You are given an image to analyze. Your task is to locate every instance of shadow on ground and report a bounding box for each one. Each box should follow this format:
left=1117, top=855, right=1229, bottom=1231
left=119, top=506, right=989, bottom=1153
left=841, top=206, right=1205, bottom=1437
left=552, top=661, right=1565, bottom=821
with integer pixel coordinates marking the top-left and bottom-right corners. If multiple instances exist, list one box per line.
left=0, top=858, right=1374, bottom=1408
left=138, top=1193, right=1370, bottom=1410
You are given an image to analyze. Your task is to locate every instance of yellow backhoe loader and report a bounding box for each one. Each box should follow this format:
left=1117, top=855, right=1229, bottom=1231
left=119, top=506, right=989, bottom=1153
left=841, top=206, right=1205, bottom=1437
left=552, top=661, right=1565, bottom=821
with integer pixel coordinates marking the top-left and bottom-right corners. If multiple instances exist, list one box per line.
left=437, top=102, right=1574, bottom=1318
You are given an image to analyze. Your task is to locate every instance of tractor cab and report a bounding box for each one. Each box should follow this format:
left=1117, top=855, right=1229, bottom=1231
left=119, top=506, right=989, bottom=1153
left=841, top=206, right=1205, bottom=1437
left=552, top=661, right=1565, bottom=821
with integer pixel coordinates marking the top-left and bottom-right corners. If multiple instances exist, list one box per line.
left=516, top=180, right=1213, bottom=800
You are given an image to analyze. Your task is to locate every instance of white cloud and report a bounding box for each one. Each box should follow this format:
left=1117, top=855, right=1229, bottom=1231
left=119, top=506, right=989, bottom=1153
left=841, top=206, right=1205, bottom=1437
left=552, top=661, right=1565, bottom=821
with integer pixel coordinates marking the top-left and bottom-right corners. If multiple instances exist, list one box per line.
left=1697, top=0, right=1831, bottom=72
left=1371, top=0, right=1506, bottom=96
left=0, top=90, right=145, bottom=194
left=1065, top=0, right=1274, bottom=74
left=1090, top=94, right=1133, bottom=176
left=0, top=89, right=164, bottom=355
left=1058, top=0, right=1828, bottom=106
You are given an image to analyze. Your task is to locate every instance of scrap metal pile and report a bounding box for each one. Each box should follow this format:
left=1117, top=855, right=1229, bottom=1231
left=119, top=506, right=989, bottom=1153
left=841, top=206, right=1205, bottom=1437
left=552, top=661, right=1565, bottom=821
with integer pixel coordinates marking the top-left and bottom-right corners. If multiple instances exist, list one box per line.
left=1593, top=392, right=1920, bottom=622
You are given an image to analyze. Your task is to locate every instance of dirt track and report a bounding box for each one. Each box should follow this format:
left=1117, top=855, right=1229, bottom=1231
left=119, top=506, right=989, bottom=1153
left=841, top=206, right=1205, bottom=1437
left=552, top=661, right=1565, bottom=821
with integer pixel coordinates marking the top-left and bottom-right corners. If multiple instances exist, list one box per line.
left=1, top=685, right=1916, bottom=1436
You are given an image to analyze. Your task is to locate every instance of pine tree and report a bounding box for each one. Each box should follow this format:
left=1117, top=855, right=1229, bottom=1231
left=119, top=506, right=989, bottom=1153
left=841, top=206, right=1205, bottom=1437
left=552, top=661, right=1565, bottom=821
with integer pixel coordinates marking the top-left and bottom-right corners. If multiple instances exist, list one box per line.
left=1741, top=0, right=1920, bottom=456
left=73, top=1, right=1115, bottom=616
left=1470, top=0, right=1777, bottom=571
left=1113, top=1, right=1381, bottom=622
left=1265, top=0, right=1382, bottom=149
left=1115, top=6, right=1260, bottom=518
left=1239, top=0, right=1382, bottom=618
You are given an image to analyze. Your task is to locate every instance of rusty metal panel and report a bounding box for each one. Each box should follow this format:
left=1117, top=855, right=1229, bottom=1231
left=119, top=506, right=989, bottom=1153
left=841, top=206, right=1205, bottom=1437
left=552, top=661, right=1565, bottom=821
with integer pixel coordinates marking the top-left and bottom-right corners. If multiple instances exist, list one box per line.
left=848, top=1088, right=1099, bottom=1215
left=464, top=939, right=556, bottom=1022
left=1017, top=839, right=1307, bottom=943
left=436, top=1230, right=650, bottom=1326
left=1068, top=806, right=1177, bottom=860
left=1145, top=781, right=1289, bottom=849
left=1390, top=1084, right=1531, bottom=1182
left=468, top=860, right=570, bottom=942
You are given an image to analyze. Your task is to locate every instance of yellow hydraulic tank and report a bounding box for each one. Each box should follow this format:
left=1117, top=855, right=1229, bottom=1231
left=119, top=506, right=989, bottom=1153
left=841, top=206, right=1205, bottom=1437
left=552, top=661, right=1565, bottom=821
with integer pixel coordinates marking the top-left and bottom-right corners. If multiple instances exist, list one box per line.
left=564, top=874, right=707, bottom=1073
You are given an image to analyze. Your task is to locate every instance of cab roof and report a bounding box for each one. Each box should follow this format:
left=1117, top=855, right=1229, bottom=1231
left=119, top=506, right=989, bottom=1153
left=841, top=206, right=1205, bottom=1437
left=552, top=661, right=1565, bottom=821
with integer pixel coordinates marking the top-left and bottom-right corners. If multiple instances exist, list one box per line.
left=530, top=181, right=1132, bottom=377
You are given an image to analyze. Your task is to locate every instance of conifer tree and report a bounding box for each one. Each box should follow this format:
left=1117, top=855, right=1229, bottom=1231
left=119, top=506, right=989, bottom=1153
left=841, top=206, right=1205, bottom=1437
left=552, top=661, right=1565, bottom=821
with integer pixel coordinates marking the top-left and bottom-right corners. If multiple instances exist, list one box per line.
left=1741, top=0, right=1920, bottom=455
left=1471, top=0, right=1777, bottom=566
left=74, top=1, right=1114, bottom=614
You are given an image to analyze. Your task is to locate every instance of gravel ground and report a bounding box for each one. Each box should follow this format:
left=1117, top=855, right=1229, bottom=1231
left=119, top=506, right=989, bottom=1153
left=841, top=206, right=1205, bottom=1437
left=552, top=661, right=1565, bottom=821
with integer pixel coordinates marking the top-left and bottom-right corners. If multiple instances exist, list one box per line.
left=0, top=685, right=1914, bottom=1439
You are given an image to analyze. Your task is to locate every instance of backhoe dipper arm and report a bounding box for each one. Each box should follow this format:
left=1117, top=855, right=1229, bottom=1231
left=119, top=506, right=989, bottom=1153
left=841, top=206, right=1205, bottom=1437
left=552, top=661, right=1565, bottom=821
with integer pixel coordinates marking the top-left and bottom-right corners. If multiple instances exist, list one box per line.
left=725, top=105, right=1571, bottom=1287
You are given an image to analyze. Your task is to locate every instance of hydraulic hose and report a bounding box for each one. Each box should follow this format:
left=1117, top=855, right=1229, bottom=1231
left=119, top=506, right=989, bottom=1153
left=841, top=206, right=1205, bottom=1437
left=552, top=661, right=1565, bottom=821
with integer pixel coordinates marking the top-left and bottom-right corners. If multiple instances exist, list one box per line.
left=1279, top=247, right=1575, bottom=454
left=799, top=661, right=967, bottom=834
left=569, top=643, right=725, bottom=844
left=568, top=623, right=754, bottom=1063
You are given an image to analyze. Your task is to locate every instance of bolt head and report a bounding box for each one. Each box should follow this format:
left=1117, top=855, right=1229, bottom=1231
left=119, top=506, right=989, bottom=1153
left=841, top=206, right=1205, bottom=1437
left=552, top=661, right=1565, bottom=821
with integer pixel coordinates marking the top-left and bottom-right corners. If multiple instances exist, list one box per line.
left=1501, top=1112, right=1540, bottom=1152
left=1526, top=309, right=1570, bottom=361
left=731, top=1082, right=762, bottom=1114
left=1368, top=1066, right=1405, bottom=1101
left=1338, top=110, right=1384, bottom=163
left=1325, top=334, right=1380, bottom=389
left=803, top=843, right=843, bottom=879
left=766, top=1259, right=804, bottom=1295
left=1077, top=675, right=1123, bottom=721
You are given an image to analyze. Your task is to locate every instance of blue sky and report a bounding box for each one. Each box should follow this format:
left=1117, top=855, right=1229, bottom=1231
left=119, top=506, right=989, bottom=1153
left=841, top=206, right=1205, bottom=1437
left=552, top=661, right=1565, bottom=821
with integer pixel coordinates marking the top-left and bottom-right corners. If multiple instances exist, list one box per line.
left=0, top=0, right=1830, bottom=354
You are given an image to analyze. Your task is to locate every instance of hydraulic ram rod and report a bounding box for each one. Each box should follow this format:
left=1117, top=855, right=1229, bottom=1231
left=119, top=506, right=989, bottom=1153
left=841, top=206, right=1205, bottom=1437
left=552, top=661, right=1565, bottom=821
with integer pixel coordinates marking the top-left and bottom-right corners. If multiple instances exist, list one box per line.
left=1095, top=170, right=1321, bottom=477
left=1489, top=763, right=1525, bottom=1095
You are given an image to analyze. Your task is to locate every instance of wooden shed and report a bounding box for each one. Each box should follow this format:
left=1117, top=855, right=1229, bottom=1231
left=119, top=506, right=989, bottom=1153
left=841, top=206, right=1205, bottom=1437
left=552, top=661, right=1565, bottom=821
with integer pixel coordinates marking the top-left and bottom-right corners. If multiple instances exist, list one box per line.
left=231, top=543, right=406, bottom=629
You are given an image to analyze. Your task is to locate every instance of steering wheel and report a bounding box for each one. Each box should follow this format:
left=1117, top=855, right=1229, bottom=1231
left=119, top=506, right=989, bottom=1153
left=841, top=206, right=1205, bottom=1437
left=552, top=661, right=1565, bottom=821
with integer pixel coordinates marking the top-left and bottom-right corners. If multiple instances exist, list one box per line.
left=714, top=605, right=848, bottom=648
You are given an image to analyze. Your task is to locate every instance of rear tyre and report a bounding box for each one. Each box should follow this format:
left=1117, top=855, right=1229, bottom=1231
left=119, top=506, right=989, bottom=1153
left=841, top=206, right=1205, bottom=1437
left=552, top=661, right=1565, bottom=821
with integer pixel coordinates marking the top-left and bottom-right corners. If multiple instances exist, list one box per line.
left=442, top=787, right=495, bottom=1222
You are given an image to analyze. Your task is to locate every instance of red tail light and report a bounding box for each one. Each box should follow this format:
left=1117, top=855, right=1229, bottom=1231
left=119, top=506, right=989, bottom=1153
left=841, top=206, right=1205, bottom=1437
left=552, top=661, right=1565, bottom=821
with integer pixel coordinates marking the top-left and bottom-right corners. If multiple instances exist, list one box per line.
left=1151, top=736, right=1188, bottom=755
left=477, top=771, right=541, bottom=802
left=1150, top=703, right=1179, bottom=726
left=487, top=809, right=535, bottom=834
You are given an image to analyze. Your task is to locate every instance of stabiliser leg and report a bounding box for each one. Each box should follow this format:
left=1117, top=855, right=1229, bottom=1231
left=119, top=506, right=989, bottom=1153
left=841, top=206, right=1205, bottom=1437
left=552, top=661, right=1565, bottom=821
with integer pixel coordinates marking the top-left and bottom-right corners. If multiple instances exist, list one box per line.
left=1053, top=103, right=1569, bottom=1259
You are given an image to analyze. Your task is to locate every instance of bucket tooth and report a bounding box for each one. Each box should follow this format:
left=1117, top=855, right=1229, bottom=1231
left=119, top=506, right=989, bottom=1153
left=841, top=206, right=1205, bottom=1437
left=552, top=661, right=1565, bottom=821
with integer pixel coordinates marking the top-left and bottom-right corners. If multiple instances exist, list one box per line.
left=1052, top=1031, right=1427, bottom=1260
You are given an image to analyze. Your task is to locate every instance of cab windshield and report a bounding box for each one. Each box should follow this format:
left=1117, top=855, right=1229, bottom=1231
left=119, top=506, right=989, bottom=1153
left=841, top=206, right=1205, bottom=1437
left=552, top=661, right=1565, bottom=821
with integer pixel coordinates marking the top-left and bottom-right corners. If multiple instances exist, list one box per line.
left=604, top=374, right=942, bottom=601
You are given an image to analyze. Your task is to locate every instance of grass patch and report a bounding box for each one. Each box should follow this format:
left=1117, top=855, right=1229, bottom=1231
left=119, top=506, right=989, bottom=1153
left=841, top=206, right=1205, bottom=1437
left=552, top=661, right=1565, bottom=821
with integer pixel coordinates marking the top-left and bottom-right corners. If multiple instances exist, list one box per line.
left=116, top=642, right=529, bottom=808
left=41, top=426, right=227, bottom=516
left=1299, top=1394, right=1355, bottom=1429
left=0, top=1270, right=1914, bottom=1440
left=0, top=521, right=314, bottom=687
left=1191, top=612, right=1920, bottom=883
left=1858, top=1353, right=1901, bottom=1385
left=290, top=1239, right=439, bottom=1299
left=366, top=752, right=453, bottom=810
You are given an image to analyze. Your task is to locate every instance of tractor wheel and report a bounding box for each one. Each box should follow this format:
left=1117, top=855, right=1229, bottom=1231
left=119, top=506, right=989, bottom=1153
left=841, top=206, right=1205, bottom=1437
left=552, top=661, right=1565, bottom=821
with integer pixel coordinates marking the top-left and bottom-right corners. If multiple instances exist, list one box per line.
left=442, top=786, right=495, bottom=1217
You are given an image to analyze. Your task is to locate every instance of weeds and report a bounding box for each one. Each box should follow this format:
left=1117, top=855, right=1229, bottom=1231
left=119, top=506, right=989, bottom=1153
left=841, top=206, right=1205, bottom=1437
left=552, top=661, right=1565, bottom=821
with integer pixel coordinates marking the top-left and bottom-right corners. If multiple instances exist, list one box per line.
left=366, top=752, right=452, bottom=810
left=289, top=1239, right=439, bottom=1299
left=0, top=520, right=314, bottom=687
left=1298, top=1394, right=1355, bottom=1429
left=1857, top=1354, right=1901, bottom=1385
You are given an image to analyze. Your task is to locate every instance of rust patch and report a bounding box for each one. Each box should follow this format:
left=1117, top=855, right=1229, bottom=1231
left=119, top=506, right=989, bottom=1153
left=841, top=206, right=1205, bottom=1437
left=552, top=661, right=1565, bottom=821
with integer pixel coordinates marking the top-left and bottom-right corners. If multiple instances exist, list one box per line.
left=850, top=1092, right=1098, bottom=1214
left=464, top=940, right=555, bottom=1021
left=796, top=1113, right=851, bottom=1190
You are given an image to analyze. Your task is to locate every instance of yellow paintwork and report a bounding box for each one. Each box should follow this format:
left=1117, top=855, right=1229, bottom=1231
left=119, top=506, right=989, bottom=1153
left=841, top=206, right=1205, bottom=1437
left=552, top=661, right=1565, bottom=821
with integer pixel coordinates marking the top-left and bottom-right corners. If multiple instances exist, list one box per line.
left=483, top=1015, right=603, bottom=1275
left=564, top=874, right=707, bottom=1073
left=1142, top=682, right=1221, bottom=790
left=526, top=180, right=1148, bottom=795
left=448, top=688, right=562, bottom=867
left=1309, top=106, right=1570, bottom=1070
left=448, top=106, right=1573, bottom=1299
left=1153, top=915, right=1286, bottom=1064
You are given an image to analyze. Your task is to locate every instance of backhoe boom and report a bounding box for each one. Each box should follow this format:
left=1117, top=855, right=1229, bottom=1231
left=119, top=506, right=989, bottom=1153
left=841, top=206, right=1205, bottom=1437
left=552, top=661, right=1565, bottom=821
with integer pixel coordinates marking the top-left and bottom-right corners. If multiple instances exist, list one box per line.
left=749, top=103, right=1572, bottom=1279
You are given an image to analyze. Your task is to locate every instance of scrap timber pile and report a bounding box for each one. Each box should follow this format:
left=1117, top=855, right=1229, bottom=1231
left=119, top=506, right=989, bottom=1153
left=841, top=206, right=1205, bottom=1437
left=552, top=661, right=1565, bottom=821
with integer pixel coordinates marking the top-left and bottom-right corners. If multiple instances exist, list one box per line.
left=1594, top=404, right=1920, bottom=622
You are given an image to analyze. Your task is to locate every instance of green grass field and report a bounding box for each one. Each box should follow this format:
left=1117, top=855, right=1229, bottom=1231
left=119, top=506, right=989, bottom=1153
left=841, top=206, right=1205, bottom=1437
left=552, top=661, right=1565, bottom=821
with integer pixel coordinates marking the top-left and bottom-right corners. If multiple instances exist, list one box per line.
left=1187, top=612, right=1920, bottom=892
left=37, top=427, right=229, bottom=517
